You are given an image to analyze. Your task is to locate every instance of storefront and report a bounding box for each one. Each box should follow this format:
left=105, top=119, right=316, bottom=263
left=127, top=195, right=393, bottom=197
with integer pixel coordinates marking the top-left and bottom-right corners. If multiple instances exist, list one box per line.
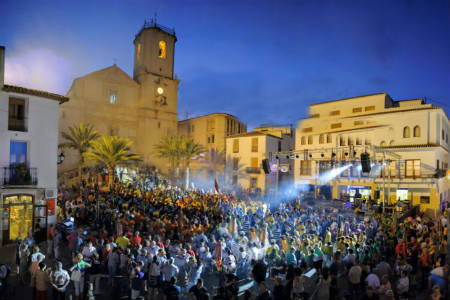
left=0, top=193, right=48, bottom=245
left=338, top=185, right=372, bottom=203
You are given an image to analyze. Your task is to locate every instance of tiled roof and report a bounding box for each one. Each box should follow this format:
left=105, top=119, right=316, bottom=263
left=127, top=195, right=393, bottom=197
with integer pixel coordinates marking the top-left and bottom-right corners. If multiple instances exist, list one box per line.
left=3, top=84, right=69, bottom=103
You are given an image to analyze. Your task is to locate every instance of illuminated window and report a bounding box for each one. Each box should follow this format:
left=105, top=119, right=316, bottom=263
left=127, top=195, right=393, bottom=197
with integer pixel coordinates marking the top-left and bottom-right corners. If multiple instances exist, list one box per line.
left=403, top=126, right=410, bottom=138
left=330, top=110, right=340, bottom=116
left=251, top=157, right=259, bottom=168
left=353, top=107, right=362, bottom=113
left=354, top=120, right=364, bottom=126
left=331, top=123, right=342, bottom=129
left=109, top=91, right=117, bottom=104
left=405, top=159, right=420, bottom=178
left=158, top=41, right=166, bottom=59
left=233, top=139, right=239, bottom=153
left=300, top=160, right=312, bottom=175
left=136, top=43, right=142, bottom=60
left=365, top=106, right=375, bottom=111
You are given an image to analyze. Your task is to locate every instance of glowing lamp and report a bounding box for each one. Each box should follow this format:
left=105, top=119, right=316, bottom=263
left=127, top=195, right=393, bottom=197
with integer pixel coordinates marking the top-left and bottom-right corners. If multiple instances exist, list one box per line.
left=157, top=87, right=164, bottom=95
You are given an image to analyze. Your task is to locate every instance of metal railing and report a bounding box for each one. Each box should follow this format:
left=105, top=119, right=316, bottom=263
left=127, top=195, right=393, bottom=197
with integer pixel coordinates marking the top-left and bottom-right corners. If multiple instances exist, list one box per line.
left=3, top=167, right=38, bottom=185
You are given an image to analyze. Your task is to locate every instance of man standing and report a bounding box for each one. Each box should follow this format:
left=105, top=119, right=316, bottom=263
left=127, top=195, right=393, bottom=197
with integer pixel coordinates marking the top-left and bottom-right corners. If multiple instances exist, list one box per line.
left=50, top=261, right=70, bottom=300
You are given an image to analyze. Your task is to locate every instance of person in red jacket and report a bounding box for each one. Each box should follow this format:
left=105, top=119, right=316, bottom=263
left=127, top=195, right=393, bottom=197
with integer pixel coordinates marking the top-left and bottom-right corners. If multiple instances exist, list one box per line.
left=130, top=231, right=142, bottom=247
left=395, top=239, right=407, bottom=258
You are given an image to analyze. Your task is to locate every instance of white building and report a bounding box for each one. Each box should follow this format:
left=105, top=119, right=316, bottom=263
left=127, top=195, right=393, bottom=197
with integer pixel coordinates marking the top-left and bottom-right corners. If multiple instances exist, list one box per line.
left=294, top=92, right=450, bottom=214
left=225, top=126, right=294, bottom=195
left=0, top=46, right=68, bottom=245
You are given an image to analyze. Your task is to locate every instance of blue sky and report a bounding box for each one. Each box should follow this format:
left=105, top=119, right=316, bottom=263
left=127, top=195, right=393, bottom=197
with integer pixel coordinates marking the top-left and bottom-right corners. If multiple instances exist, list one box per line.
left=1, top=0, right=449, bottom=128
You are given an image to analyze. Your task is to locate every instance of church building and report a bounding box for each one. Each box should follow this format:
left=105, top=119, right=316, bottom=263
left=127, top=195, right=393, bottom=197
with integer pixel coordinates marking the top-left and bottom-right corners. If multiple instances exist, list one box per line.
left=59, top=20, right=179, bottom=175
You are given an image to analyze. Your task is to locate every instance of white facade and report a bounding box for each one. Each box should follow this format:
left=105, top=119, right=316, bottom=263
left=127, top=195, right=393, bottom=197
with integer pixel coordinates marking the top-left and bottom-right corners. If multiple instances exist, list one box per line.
left=294, top=92, right=450, bottom=214
left=225, top=127, right=294, bottom=195
left=0, top=46, right=67, bottom=244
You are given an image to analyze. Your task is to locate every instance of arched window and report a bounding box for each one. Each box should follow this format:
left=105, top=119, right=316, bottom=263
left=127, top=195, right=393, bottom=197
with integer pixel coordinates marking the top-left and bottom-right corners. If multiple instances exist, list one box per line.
left=136, top=43, right=142, bottom=60
left=319, top=134, right=324, bottom=144
left=356, top=137, right=362, bottom=145
left=348, top=136, right=353, bottom=145
left=389, top=140, right=395, bottom=146
left=158, top=41, right=167, bottom=59
left=403, top=126, right=410, bottom=138
left=308, top=136, right=313, bottom=144
left=340, top=136, right=346, bottom=146
left=413, top=126, right=420, bottom=137
left=365, top=139, right=371, bottom=145
left=301, top=136, right=306, bottom=145
left=380, top=141, right=387, bottom=147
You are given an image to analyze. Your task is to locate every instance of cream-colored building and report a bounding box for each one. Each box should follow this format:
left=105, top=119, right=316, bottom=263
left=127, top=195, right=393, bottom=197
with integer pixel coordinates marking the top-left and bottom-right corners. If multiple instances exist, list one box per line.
left=59, top=20, right=179, bottom=175
left=178, top=113, right=246, bottom=181
left=294, top=92, right=450, bottom=214
left=226, top=126, right=293, bottom=195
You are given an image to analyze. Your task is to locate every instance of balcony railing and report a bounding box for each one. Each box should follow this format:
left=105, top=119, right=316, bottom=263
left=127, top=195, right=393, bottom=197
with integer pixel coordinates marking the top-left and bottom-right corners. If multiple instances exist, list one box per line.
left=246, top=167, right=261, bottom=174
left=3, top=167, right=38, bottom=185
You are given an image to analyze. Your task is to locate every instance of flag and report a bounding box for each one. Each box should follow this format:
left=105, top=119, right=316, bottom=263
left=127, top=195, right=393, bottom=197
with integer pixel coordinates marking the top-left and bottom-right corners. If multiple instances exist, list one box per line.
left=214, top=178, right=220, bottom=193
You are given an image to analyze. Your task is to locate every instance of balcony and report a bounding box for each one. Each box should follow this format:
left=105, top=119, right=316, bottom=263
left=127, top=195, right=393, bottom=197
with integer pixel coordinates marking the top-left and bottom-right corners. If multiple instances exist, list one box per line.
left=3, top=166, right=38, bottom=185
left=246, top=167, right=261, bottom=174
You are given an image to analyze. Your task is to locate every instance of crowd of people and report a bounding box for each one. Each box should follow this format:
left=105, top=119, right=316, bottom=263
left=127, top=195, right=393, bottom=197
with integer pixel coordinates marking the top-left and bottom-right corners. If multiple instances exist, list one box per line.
left=10, top=171, right=450, bottom=300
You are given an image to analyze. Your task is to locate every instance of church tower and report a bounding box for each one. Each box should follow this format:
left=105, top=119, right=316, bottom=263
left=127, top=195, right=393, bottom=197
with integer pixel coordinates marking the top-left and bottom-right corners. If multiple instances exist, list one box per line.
left=132, top=19, right=180, bottom=169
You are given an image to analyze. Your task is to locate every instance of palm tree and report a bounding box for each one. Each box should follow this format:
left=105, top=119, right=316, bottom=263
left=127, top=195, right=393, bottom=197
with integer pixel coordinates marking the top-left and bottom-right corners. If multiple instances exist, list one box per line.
left=180, top=137, right=206, bottom=187
left=205, top=148, right=226, bottom=182
left=84, top=135, right=141, bottom=186
left=154, top=136, right=184, bottom=178
left=59, top=123, right=99, bottom=186
left=225, top=155, right=247, bottom=187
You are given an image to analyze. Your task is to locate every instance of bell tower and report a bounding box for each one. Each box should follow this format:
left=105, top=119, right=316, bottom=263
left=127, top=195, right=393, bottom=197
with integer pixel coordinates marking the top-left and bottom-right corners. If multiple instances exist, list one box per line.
left=133, top=19, right=177, bottom=83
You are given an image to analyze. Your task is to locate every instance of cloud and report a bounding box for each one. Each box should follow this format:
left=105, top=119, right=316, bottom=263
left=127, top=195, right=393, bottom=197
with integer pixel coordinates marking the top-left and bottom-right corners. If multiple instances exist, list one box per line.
left=4, top=47, right=73, bottom=94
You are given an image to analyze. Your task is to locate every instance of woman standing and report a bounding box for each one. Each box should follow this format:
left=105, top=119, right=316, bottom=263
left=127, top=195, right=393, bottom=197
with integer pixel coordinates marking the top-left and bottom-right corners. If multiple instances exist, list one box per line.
left=69, top=253, right=91, bottom=300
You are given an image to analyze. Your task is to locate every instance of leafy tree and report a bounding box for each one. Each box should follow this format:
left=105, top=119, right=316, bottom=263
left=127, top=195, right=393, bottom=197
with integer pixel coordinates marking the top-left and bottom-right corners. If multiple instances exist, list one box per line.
left=59, top=123, right=99, bottom=186
left=84, top=135, right=141, bottom=186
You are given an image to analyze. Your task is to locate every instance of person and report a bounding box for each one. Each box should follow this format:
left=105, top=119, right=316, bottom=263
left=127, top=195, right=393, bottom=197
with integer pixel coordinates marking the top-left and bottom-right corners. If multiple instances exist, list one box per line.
left=255, top=282, right=272, bottom=300
left=130, top=262, right=144, bottom=300
left=107, top=247, right=120, bottom=285
left=88, top=252, right=103, bottom=295
left=188, top=278, right=209, bottom=300
left=47, top=224, right=55, bottom=258
left=54, top=229, right=62, bottom=260
left=70, top=253, right=92, bottom=299
left=148, top=255, right=161, bottom=300
left=348, top=260, right=362, bottom=298
left=50, top=261, right=70, bottom=300
left=315, top=268, right=331, bottom=300
left=32, top=262, right=49, bottom=300
left=18, top=243, right=30, bottom=284
left=164, top=277, right=180, bottom=300
left=396, top=270, right=409, bottom=299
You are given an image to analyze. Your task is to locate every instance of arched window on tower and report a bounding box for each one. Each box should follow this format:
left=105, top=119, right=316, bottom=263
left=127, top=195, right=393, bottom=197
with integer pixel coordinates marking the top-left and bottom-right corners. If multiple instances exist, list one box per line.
left=413, top=126, right=420, bottom=137
left=136, top=43, right=142, bottom=60
left=403, top=126, right=410, bottom=138
left=158, top=41, right=166, bottom=59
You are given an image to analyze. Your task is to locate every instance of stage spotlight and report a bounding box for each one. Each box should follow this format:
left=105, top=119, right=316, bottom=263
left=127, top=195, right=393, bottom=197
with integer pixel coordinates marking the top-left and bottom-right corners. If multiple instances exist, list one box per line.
left=321, top=153, right=324, bottom=158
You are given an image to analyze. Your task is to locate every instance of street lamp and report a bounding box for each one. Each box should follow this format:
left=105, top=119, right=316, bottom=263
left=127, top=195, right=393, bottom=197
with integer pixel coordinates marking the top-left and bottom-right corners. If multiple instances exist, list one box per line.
left=57, top=152, right=65, bottom=165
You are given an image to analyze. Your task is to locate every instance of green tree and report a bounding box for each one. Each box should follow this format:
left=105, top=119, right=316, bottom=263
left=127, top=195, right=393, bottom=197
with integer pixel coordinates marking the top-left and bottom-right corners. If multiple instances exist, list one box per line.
left=84, top=135, right=141, bottom=186
left=154, top=136, right=184, bottom=178
left=59, top=123, right=99, bottom=186
left=180, top=137, right=206, bottom=187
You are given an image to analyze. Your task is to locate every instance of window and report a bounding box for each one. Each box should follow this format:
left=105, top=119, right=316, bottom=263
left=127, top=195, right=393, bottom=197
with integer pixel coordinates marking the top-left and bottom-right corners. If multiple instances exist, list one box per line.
left=380, top=141, right=386, bottom=147
left=327, top=134, right=332, bottom=143
left=319, top=134, right=324, bottom=144
left=250, top=157, right=259, bottom=168
left=365, top=106, right=375, bottom=111
left=8, top=97, right=27, bottom=132
left=354, top=120, right=364, bottom=126
left=232, top=175, right=238, bottom=185
left=191, top=125, right=194, bottom=132
left=331, top=123, right=342, bottom=129
left=356, top=137, right=362, bottom=145
left=420, top=196, right=430, bottom=204
left=303, top=127, right=312, bottom=133
left=413, top=126, right=420, bottom=137
left=136, top=43, right=142, bottom=60
left=403, top=126, right=410, bottom=138
left=308, top=136, right=313, bottom=144
left=348, top=137, right=353, bottom=145
left=251, top=138, right=258, bottom=152
left=442, top=130, right=445, bottom=140
left=278, top=141, right=281, bottom=152
left=207, top=119, right=215, bottom=131
left=10, top=141, right=27, bottom=165
left=158, top=40, right=166, bottom=59
left=157, top=122, right=161, bottom=129
left=109, top=91, right=117, bottom=104
left=300, top=160, right=312, bottom=175
left=353, top=107, right=362, bottom=113
left=330, top=110, right=340, bottom=116
left=365, top=139, right=371, bottom=145
left=233, top=139, right=239, bottom=153
left=405, top=159, right=420, bottom=178
left=388, top=160, right=397, bottom=178
left=301, top=136, right=306, bottom=145
left=211, top=135, right=215, bottom=144
left=339, top=136, right=346, bottom=146
left=250, top=177, right=257, bottom=189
